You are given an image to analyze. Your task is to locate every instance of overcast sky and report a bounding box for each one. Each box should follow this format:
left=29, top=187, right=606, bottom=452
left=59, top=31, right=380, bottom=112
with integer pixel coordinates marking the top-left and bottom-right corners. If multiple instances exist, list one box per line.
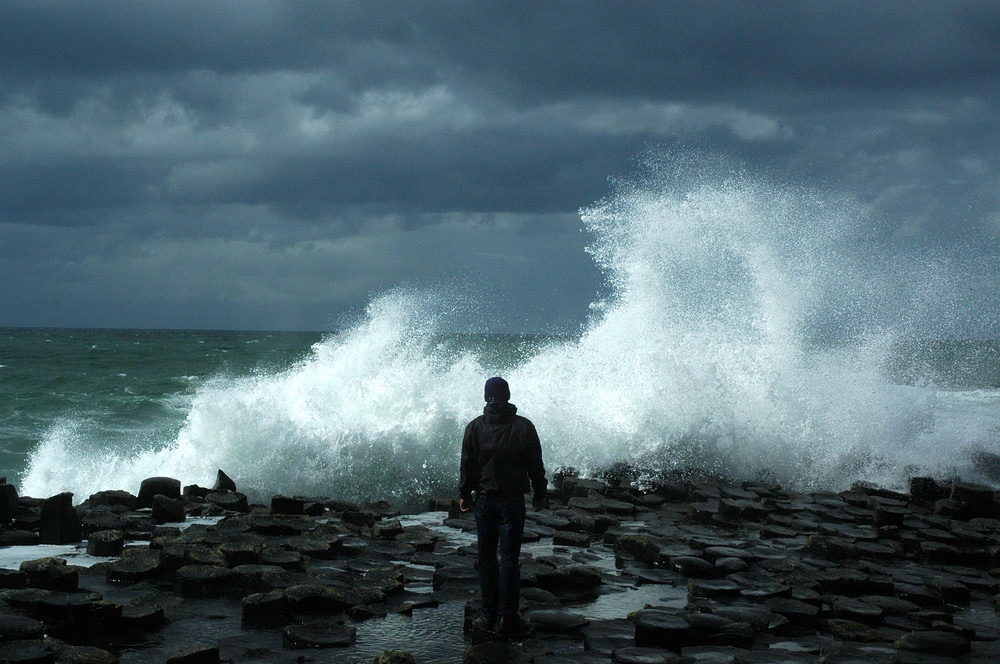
left=2, top=1, right=999, bottom=334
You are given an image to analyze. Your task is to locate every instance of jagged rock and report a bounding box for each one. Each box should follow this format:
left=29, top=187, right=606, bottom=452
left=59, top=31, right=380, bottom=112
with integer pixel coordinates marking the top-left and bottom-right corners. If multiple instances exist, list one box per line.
left=282, top=621, right=356, bottom=648
left=86, top=530, right=124, bottom=557
left=136, top=477, right=181, bottom=508
left=39, top=493, right=81, bottom=545
left=213, top=469, right=237, bottom=492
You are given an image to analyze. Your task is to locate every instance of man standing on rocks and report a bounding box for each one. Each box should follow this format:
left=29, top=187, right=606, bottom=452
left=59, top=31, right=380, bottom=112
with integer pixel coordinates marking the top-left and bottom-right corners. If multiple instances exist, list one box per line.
left=460, top=376, right=548, bottom=636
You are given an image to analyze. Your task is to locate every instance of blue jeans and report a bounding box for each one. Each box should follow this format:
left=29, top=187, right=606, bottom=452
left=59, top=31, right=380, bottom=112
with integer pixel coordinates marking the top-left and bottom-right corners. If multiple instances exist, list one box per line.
left=473, top=492, right=526, bottom=620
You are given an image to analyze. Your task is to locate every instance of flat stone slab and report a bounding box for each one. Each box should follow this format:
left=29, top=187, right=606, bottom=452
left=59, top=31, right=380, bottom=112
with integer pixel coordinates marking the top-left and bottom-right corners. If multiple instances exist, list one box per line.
left=282, top=621, right=357, bottom=649
left=524, top=609, right=589, bottom=632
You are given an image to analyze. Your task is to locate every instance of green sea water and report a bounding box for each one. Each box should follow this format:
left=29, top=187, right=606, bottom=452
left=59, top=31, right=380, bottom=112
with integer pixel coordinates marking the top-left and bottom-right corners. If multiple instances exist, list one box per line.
left=2, top=325, right=999, bottom=506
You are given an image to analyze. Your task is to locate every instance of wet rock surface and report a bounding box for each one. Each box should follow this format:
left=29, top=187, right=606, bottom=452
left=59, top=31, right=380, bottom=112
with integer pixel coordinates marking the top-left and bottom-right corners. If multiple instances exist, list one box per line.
left=1, top=472, right=1000, bottom=662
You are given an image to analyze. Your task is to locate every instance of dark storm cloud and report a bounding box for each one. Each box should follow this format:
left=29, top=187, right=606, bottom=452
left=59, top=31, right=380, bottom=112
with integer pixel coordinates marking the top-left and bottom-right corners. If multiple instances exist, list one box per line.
left=1, top=1, right=999, bottom=331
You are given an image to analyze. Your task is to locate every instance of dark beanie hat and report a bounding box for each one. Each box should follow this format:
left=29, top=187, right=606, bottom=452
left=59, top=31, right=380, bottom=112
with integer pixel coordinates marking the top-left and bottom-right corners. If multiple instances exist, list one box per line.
left=484, top=376, right=510, bottom=403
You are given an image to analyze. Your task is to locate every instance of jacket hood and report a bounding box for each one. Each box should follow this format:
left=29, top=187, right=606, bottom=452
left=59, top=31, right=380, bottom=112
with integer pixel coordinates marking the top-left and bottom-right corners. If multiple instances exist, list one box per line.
left=483, top=401, right=517, bottom=424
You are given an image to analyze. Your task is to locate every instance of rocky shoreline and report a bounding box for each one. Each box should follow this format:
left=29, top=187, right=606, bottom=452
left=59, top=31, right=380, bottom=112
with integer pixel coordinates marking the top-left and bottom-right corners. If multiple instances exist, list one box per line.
left=2, top=470, right=1000, bottom=663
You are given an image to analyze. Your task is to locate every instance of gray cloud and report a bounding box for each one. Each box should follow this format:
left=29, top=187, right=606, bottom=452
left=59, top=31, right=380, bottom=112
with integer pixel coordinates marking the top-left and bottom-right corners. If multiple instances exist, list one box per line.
left=1, top=1, right=998, bottom=333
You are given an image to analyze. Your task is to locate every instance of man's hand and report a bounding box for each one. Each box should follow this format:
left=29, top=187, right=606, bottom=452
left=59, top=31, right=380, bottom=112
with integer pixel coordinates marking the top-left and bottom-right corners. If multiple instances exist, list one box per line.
left=460, top=498, right=472, bottom=512
left=532, top=493, right=549, bottom=511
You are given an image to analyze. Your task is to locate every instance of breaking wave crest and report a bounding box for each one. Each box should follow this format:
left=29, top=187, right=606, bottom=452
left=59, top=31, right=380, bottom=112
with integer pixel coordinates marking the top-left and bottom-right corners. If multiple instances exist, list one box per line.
left=23, top=152, right=1000, bottom=503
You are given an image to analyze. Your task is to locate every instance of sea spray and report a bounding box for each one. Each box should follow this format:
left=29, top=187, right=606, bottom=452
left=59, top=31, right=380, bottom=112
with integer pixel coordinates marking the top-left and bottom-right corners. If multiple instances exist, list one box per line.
left=21, top=152, right=1000, bottom=503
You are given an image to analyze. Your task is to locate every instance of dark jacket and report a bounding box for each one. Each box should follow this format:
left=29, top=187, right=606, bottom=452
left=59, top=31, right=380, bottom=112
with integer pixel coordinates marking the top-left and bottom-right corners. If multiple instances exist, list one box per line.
left=460, top=402, right=546, bottom=501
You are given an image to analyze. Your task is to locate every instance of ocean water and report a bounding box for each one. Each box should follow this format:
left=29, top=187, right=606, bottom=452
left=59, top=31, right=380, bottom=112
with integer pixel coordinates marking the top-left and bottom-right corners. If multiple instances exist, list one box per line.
left=3, top=156, right=999, bottom=506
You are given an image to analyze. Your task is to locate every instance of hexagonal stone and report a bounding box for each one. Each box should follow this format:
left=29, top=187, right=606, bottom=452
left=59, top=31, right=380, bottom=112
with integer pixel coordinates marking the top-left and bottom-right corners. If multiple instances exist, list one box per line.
left=175, top=564, right=231, bottom=597
left=106, top=549, right=163, bottom=584
left=86, top=530, right=125, bottom=557
left=632, top=609, right=693, bottom=650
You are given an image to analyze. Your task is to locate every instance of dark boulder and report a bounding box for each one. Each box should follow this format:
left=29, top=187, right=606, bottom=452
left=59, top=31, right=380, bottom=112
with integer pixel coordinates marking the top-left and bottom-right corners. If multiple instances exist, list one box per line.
left=105, top=548, right=163, bottom=584
left=270, top=495, right=304, bottom=515
left=136, top=477, right=181, bottom=508
left=19, top=557, right=78, bottom=592
left=909, top=477, right=949, bottom=505
left=85, top=490, right=137, bottom=510
left=0, top=480, right=19, bottom=524
left=150, top=495, right=186, bottom=524
left=86, top=530, right=124, bottom=557
left=950, top=482, right=996, bottom=518
left=39, top=493, right=80, bottom=545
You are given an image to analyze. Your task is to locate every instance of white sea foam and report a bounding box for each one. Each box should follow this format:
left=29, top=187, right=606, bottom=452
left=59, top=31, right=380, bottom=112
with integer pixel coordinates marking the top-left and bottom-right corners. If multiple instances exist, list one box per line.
left=22, top=153, right=1000, bottom=503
